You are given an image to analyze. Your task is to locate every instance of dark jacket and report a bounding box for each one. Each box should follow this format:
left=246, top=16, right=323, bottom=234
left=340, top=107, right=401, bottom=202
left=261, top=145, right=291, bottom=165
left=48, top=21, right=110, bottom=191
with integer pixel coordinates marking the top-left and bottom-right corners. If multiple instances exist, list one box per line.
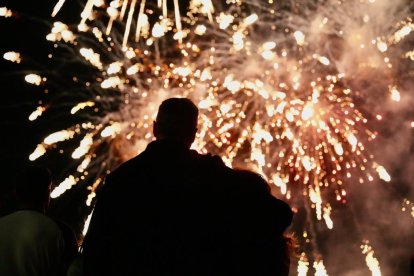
left=82, top=140, right=292, bottom=276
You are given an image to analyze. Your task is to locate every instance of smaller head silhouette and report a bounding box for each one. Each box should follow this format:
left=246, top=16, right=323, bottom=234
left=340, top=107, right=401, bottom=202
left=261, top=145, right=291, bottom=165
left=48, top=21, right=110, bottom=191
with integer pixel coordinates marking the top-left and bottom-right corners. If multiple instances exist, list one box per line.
left=154, top=98, right=199, bottom=147
left=15, top=165, right=52, bottom=213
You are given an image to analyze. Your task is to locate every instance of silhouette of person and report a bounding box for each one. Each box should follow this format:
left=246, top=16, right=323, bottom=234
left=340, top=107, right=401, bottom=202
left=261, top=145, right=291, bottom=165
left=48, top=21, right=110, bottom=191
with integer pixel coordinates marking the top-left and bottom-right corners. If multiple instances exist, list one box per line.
left=229, top=169, right=293, bottom=275
left=82, top=98, right=293, bottom=275
left=0, top=165, right=76, bottom=276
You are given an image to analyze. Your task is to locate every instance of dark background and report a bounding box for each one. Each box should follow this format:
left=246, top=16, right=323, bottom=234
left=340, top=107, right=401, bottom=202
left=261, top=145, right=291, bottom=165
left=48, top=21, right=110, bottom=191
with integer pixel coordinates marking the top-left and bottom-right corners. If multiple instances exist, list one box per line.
left=0, top=0, right=90, bottom=234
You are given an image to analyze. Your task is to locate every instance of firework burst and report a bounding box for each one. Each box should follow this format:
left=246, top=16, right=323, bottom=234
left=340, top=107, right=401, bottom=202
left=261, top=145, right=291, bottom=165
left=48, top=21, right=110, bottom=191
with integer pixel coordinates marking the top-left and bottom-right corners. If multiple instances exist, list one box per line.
left=3, top=0, right=414, bottom=274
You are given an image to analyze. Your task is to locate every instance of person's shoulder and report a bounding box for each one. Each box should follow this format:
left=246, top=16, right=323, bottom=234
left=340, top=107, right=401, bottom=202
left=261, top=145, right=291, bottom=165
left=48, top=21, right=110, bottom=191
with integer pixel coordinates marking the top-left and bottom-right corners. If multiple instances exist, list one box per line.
left=114, top=154, right=145, bottom=175
left=1, top=210, right=63, bottom=235
left=103, top=152, right=147, bottom=184
left=190, top=150, right=227, bottom=168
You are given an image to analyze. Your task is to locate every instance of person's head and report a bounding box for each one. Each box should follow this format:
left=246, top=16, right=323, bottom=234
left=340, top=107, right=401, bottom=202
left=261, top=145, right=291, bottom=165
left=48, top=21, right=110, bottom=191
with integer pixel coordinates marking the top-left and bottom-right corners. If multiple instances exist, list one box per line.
left=153, top=98, right=199, bottom=147
left=15, top=165, right=52, bottom=213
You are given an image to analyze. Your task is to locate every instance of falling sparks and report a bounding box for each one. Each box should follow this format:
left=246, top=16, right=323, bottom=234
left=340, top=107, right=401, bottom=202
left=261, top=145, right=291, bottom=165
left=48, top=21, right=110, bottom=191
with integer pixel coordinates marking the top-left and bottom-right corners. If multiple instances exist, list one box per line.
left=361, top=241, right=382, bottom=276
left=294, top=31, right=305, bottom=46
left=3, top=51, right=21, bottom=63
left=390, top=86, right=401, bottom=102
left=51, top=175, right=77, bottom=198
left=313, top=260, right=328, bottom=276
left=25, top=74, right=43, bottom=86
left=51, top=0, right=66, bottom=17
left=376, top=40, right=388, bottom=53
left=29, top=106, right=46, bottom=121
left=323, top=204, right=333, bottom=229
left=71, top=102, right=95, bottom=114
left=272, top=174, right=287, bottom=195
left=44, top=130, right=75, bottom=145
left=101, top=123, right=122, bottom=137
left=101, top=76, right=122, bottom=88
left=46, top=22, right=76, bottom=43
left=71, top=134, right=93, bottom=159
left=374, top=164, right=391, bottom=182
left=82, top=210, right=94, bottom=236
left=392, top=23, right=414, bottom=44
left=0, top=7, right=12, bottom=17
left=298, top=253, right=309, bottom=276
left=29, top=144, right=46, bottom=161
left=86, top=178, right=102, bottom=206
left=79, top=48, right=103, bottom=69
left=314, top=54, right=330, bottom=66
left=402, top=199, right=414, bottom=218
left=406, top=51, right=414, bottom=61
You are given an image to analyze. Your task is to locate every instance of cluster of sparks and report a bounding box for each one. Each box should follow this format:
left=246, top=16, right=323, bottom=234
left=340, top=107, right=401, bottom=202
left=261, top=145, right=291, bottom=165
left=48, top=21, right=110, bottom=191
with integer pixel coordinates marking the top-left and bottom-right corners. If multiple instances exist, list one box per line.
left=361, top=240, right=382, bottom=276
left=2, top=0, right=414, bottom=274
left=297, top=253, right=329, bottom=276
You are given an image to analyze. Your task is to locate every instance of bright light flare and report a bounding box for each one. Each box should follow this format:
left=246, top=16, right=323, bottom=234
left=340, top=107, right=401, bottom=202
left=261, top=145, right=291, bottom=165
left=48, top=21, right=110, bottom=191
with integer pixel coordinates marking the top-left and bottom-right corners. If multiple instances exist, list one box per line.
left=46, top=22, right=75, bottom=43
left=298, top=253, right=310, bottom=276
left=44, top=130, right=75, bottom=145
left=294, top=31, right=305, bottom=46
left=390, top=86, right=401, bottom=102
left=3, top=51, right=21, bottom=63
left=51, top=0, right=66, bottom=17
left=101, top=76, right=122, bottom=88
left=313, top=260, right=328, bottom=276
left=51, top=175, right=77, bottom=198
left=376, top=40, right=388, bottom=53
left=375, top=164, right=391, bottom=182
left=107, top=62, right=122, bottom=74
left=217, top=13, right=234, bottom=30
left=101, top=123, right=122, bottom=137
left=323, top=205, right=333, bottom=229
left=72, top=134, right=93, bottom=159
left=82, top=210, right=94, bottom=236
left=272, top=174, right=288, bottom=195
left=71, top=102, right=95, bottom=114
left=301, top=104, right=314, bottom=120
left=243, top=13, right=258, bottom=25
left=25, top=74, right=43, bottom=86
left=392, top=23, right=413, bottom=43
left=194, top=24, right=207, bottom=35
left=0, top=7, right=12, bottom=17
left=80, top=48, right=103, bottom=69
left=361, top=242, right=382, bottom=276
left=29, top=106, right=46, bottom=121
left=29, top=144, right=46, bottom=161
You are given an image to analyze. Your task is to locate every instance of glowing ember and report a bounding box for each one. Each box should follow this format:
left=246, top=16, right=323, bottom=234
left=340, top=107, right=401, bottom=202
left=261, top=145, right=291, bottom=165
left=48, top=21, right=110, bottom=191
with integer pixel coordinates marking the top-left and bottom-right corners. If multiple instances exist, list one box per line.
left=51, top=175, right=77, bottom=198
left=313, top=260, right=328, bottom=276
left=0, top=7, right=12, bottom=17
left=3, top=51, right=21, bottom=63
left=361, top=241, right=382, bottom=276
left=25, top=74, right=44, bottom=86
left=298, top=253, right=310, bottom=276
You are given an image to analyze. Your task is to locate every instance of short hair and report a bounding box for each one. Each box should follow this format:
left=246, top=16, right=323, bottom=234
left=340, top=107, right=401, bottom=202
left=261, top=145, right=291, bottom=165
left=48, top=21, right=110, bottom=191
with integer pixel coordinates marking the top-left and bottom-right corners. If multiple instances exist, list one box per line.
left=15, top=165, right=51, bottom=206
left=155, top=98, right=199, bottom=139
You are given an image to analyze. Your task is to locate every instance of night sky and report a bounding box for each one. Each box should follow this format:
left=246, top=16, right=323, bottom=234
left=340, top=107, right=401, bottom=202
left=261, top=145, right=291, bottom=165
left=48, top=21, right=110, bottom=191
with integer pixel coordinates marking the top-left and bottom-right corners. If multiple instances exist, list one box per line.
left=0, top=0, right=91, bottom=235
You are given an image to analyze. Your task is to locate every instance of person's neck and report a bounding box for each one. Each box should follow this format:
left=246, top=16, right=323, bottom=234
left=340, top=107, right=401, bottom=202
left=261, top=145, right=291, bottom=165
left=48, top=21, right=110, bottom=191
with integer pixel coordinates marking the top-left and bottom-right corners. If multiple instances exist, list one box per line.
left=155, top=138, right=191, bottom=149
